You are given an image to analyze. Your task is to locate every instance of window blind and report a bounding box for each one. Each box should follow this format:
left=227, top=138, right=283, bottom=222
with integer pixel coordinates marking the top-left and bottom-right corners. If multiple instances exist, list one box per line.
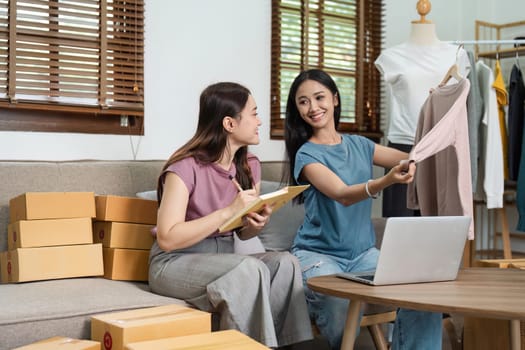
left=271, top=0, right=383, bottom=140
left=0, top=0, right=144, bottom=134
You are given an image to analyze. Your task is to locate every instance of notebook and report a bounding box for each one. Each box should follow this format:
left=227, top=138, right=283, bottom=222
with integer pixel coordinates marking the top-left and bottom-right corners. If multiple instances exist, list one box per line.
left=337, top=216, right=471, bottom=286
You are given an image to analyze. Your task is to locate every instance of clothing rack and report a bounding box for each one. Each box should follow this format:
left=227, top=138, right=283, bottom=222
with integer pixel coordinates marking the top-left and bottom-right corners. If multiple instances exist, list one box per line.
left=464, top=23, right=525, bottom=261
left=447, top=40, right=525, bottom=45
left=446, top=39, right=525, bottom=60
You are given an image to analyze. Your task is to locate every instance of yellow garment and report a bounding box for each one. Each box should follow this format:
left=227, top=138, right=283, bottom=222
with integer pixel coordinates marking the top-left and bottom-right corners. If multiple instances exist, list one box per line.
left=493, top=60, right=509, bottom=179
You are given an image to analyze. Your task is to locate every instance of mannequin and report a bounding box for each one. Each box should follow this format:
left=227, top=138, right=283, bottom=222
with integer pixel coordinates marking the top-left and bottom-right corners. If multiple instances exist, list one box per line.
left=408, top=22, right=440, bottom=46
left=375, top=0, right=470, bottom=217
left=408, top=0, right=440, bottom=45
left=414, top=0, right=431, bottom=23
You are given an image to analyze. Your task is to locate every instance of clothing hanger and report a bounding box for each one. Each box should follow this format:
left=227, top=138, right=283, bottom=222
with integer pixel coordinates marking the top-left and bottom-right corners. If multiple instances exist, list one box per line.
left=439, top=64, right=463, bottom=86
left=439, top=44, right=463, bottom=86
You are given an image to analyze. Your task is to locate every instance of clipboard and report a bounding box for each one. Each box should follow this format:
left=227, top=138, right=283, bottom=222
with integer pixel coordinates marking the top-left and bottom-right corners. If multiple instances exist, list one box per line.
left=218, top=185, right=309, bottom=233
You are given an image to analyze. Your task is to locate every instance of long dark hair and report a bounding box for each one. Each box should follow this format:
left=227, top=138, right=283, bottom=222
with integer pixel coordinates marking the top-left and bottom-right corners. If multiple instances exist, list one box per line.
left=284, top=69, right=341, bottom=194
left=157, top=82, right=254, bottom=203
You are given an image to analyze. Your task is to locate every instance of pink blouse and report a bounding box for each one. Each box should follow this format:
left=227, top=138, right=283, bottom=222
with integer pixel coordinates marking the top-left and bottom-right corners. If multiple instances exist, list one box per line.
left=407, top=79, right=474, bottom=239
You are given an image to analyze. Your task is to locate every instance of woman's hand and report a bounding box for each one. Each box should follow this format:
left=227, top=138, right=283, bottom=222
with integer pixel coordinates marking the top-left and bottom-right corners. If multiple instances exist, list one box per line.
left=386, top=160, right=416, bottom=185
left=246, top=205, right=273, bottom=230
left=229, top=188, right=259, bottom=213
left=237, top=205, right=273, bottom=240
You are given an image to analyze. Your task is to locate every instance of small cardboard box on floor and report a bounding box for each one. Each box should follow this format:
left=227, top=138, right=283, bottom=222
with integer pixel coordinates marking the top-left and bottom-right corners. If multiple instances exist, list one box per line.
left=8, top=217, right=94, bottom=250
left=9, top=192, right=96, bottom=223
left=125, top=329, right=270, bottom=350
left=93, top=221, right=154, bottom=249
left=13, top=336, right=100, bottom=350
left=91, top=304, right=211, bottom=350
left=0, top=244, right=103, bottom=283
left=103, top=247, right=149, bottom=281
left=95, top=195, right=157, bottom=225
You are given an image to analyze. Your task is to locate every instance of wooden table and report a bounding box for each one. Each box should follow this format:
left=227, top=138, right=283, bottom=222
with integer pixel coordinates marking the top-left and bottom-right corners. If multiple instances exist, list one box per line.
left=307, top=268, right=525, bottom=350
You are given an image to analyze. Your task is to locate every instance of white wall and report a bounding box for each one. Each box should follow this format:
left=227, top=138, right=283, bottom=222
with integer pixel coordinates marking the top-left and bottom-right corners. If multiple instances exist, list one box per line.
left=0, top=0, right=523, bottom=162
left=0, top=0, right=281, bottom=161
left=143, top=0, right=283, bottom=162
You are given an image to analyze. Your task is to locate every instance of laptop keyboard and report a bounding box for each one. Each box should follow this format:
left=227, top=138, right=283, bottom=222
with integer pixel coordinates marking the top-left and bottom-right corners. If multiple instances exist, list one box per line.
left=359, top=275, right=375, bottom=281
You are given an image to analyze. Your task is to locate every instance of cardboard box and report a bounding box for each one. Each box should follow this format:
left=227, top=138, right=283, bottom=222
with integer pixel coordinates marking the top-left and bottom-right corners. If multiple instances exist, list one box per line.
left=475, top=258, right=525, bottom=268
left=103, top=248, right=149, bottom=281
left=93, top=221, right=154, bottom=249
left=9, top=192, right=96, bottom=223
left=8, top=217, right=93, bottom=250
left=95, top=195, right=157, bottom=225
left=91, top=304, right=211, bottom=350
left=13, top=336, right=100, bottom=350
left=125, top=329, right=270, bottom=350
left=1, top=244, right=103, bottom=283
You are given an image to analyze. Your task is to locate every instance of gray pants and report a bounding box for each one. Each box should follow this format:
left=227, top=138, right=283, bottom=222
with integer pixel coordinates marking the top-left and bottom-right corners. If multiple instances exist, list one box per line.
left=148, top=236, right=313, bottom=348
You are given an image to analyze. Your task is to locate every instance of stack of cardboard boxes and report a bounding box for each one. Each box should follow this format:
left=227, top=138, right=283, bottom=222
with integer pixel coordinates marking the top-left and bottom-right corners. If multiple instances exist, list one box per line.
left=0, top=192, right=159, bottom=283
left=93, top=195, right=157, bottom=281
left=91, top=304, right=211, bottom=350
left=0, top=192, right=103, bottom=283
left=89, top=304, right=270, bottom=349
left=16, top=302, right=270, bottom=349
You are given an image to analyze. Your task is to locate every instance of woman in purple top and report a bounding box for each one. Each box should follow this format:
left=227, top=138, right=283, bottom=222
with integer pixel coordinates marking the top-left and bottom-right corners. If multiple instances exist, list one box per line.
left=148, top=82, right=312, bottom=348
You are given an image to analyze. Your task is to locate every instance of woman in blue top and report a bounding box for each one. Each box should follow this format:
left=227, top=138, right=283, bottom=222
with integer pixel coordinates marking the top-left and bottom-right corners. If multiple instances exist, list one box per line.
left=284, top=69, right=442, bottom=350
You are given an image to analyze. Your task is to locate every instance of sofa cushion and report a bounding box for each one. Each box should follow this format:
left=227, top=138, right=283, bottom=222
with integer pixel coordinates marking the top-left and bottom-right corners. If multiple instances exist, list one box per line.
left=0, top=277, right=185, bottom=349
left=136, top=190, right=158, bottom=201
left=258, top=181, right=305, bottom=251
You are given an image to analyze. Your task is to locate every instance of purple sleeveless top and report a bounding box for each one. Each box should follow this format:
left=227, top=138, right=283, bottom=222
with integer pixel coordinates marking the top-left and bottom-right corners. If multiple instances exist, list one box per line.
left=161, top=153, right=261, bottom=237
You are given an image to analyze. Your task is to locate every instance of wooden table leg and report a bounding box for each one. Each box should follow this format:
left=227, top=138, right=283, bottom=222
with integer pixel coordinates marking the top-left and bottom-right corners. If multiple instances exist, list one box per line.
left=499, top=207, right=512, bottom=259
left=510, top=319, right=521, bottom=350
left=340, top=300, right=362, bottom=350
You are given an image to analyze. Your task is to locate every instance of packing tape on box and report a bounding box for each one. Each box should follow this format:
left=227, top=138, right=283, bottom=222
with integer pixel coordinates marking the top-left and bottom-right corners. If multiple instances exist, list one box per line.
left=6, top=251, right=13, bottom=283
left=58, top=338, right=83, bottom=345
left=107, top=308, right=197, bottom=324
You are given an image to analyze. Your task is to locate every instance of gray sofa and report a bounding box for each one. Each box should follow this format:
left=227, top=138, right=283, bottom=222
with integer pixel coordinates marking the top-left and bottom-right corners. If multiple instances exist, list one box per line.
left=0, top=160, right=386, bottom=349
left=0, top=160, right=305, bottom=349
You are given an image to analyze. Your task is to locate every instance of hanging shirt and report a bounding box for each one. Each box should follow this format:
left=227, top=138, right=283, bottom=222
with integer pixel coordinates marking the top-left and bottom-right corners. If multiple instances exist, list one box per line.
left=406, top=79, right=474, bottom=239
left=512, top=64, right=525, bottom=231
left=375, top=42, right=470, bottom=145
left=476, top=61, right=504, bottom=209
left=493, top=60, right=509, bottom=179
left=507, top=65, right=525, bottom=181
left=516, top=125, right=525, bottom=230
left=465, top=50, right=484, bottom=191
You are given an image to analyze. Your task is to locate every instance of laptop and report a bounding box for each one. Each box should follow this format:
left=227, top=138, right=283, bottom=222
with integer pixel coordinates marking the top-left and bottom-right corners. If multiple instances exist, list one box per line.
left=337, top=216, right=471, bottom=286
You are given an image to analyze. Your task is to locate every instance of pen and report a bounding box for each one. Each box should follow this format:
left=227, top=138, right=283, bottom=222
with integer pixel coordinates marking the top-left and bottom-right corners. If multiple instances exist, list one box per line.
left=228, top=175, right=243, bottom=192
